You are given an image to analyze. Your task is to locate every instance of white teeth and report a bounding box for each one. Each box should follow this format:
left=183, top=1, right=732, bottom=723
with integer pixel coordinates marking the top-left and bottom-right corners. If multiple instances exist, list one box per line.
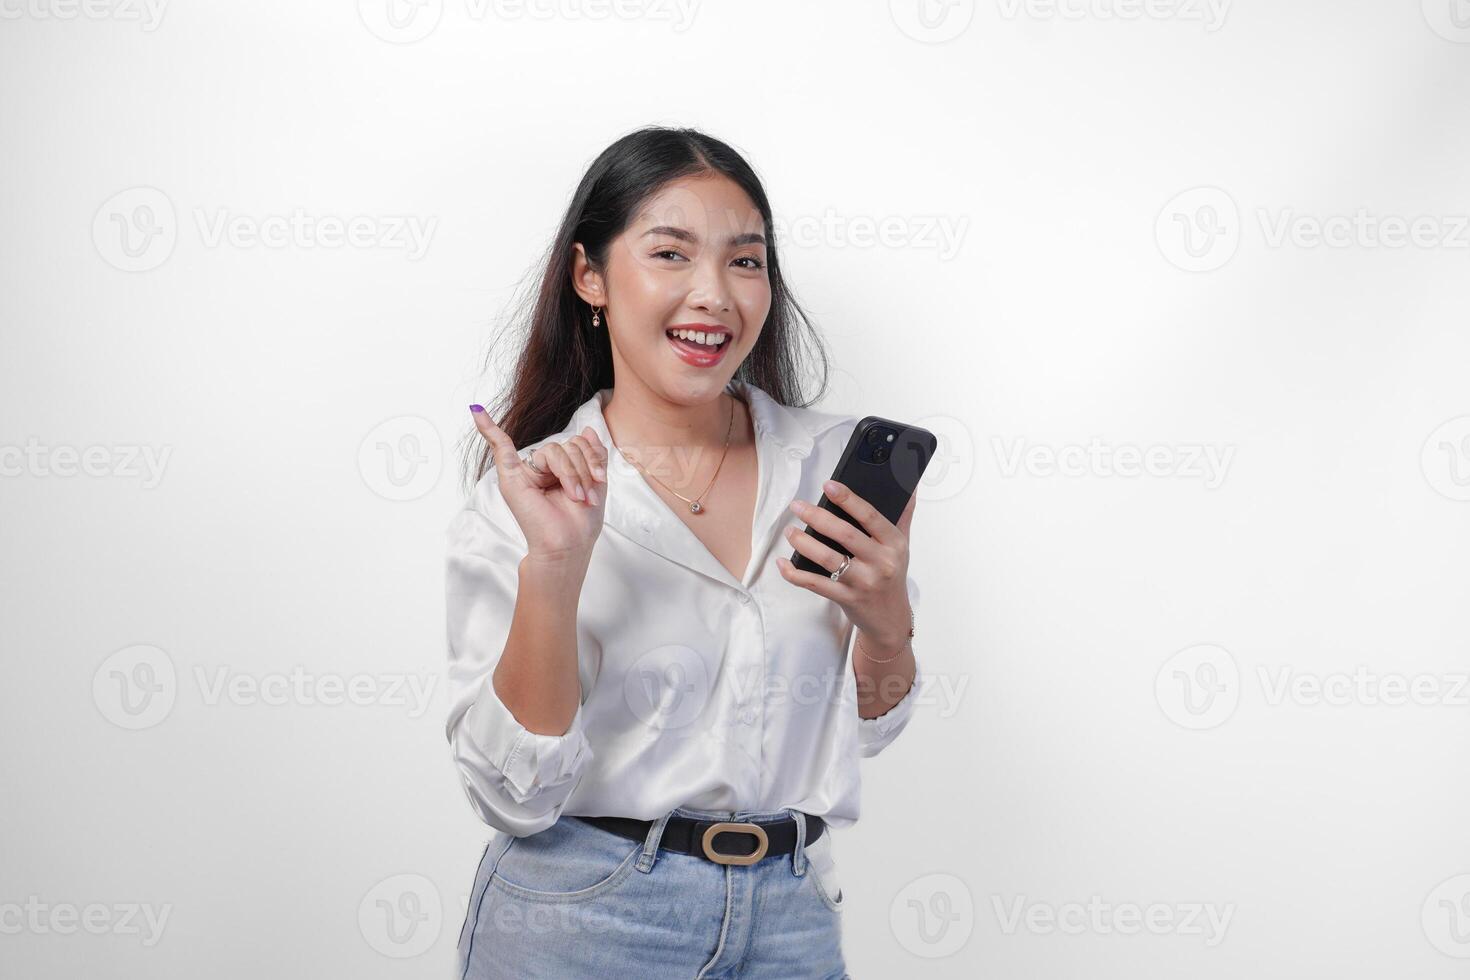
left=670, top=328, right=727, bottom=347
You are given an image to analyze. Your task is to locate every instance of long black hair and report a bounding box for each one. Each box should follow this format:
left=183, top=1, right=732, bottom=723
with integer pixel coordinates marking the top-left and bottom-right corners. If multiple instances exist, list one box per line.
left=460, top=125, right=830, bottom=491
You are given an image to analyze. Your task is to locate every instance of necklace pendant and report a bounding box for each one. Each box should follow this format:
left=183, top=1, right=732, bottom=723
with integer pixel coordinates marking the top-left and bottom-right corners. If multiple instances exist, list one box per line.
left=689, top=500, right=703, bottom=514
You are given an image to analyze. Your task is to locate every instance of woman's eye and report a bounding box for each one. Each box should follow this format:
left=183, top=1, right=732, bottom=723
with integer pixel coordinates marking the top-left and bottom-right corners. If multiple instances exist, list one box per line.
left=650, top=249, right=763, bottom=270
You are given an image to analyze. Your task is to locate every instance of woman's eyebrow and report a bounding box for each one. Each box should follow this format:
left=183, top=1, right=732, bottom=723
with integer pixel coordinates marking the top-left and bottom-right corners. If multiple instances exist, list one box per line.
left=641, top=225, right=767, bottom=247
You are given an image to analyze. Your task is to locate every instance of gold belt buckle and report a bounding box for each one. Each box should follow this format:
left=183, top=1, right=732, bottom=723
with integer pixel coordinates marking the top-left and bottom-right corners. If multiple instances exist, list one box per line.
left=700, top=821, right=769, bottom=866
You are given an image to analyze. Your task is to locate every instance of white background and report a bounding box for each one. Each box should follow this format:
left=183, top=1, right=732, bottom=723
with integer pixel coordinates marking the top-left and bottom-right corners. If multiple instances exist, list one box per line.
left=3, top=0, right=1470, bottom=976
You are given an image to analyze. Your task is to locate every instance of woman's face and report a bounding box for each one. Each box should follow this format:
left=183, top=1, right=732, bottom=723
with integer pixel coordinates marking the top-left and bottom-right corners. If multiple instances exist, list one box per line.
left=574, top=173, right=772, bottom=406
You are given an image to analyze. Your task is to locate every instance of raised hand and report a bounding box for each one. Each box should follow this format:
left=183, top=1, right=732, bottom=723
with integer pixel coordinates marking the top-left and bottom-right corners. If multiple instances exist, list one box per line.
left=470, top=406, right=609, bottom=567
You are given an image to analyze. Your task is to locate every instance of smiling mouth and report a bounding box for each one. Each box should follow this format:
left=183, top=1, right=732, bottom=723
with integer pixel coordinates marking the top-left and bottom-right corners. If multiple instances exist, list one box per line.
left=665, top=328, right=732, bottom=367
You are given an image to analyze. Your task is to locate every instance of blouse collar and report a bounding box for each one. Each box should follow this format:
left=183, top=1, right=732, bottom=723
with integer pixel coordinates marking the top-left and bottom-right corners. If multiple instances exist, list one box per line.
left=562, top=378, right=815, bottom=592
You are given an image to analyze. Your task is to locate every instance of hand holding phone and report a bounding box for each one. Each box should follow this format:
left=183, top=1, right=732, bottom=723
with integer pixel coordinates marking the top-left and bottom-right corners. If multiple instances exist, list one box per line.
left=790, top=415, right=936, bottom=574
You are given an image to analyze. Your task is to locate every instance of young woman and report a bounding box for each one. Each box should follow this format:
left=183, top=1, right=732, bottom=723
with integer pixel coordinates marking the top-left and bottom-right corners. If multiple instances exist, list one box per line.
left=447, top=126, right=923, bottom=979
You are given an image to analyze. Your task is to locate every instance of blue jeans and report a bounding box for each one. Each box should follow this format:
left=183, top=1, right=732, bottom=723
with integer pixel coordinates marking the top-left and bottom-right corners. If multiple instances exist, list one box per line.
left=457, top=805, right=849, bottom=979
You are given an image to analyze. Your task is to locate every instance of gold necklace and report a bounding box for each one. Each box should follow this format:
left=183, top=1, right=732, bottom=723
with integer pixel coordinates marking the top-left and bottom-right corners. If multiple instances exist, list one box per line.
left=615, top=393, right=735, bottom=514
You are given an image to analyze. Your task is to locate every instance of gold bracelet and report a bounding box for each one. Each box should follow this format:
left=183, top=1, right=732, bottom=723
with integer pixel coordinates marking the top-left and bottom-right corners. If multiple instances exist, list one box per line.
left=855, top=608, right=915, bottom=664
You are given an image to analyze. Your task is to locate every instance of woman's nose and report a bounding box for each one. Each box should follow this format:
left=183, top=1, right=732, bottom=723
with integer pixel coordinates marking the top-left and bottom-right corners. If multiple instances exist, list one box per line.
left=687, top=270, right=731, bottom=313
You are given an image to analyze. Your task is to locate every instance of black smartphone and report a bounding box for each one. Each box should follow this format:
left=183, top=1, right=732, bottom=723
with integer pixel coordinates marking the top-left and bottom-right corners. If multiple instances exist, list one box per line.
left=790, top=415, right=937, bottom=575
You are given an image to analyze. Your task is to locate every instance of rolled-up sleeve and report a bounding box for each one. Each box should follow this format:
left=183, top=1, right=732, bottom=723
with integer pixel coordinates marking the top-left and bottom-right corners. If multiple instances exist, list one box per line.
left=856, top=574, right=924, bottom=759
left=445, top=494, right=594, bottom=837
left=857, top=655, right=923, bottom=758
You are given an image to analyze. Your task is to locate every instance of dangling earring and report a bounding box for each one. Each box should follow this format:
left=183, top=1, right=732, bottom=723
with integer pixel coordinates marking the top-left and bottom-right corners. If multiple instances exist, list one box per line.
left=592, top=305, right=602, bottom=328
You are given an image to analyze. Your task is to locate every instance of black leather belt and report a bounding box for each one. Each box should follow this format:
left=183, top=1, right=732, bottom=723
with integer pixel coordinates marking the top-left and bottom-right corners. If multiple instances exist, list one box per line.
left=573, top=812, right=825, bottom=867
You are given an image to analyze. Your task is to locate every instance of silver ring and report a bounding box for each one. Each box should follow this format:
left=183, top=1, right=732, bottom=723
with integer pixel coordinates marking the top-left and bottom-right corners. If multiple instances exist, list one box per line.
left=830, top=555, right=853, bottom=581
left=518, top=447, right=543, bottom=473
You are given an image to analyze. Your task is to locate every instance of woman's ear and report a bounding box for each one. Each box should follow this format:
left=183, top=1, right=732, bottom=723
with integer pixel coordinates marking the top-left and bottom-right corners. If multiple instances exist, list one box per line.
left=570, top=242, right=606, bottom=307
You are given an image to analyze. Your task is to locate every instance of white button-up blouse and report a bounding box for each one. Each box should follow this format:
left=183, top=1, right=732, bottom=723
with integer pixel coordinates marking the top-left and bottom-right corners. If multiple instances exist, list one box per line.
left=445, top=378, right=923, bottom=839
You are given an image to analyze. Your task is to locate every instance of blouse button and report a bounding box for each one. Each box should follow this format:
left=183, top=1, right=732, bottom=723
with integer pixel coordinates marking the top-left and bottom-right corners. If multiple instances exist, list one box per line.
left=740, top=707, right=757, bottom=725
left=786, top=447, right=807, bottom=459
left=738, top=592, right=751, bottom=605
